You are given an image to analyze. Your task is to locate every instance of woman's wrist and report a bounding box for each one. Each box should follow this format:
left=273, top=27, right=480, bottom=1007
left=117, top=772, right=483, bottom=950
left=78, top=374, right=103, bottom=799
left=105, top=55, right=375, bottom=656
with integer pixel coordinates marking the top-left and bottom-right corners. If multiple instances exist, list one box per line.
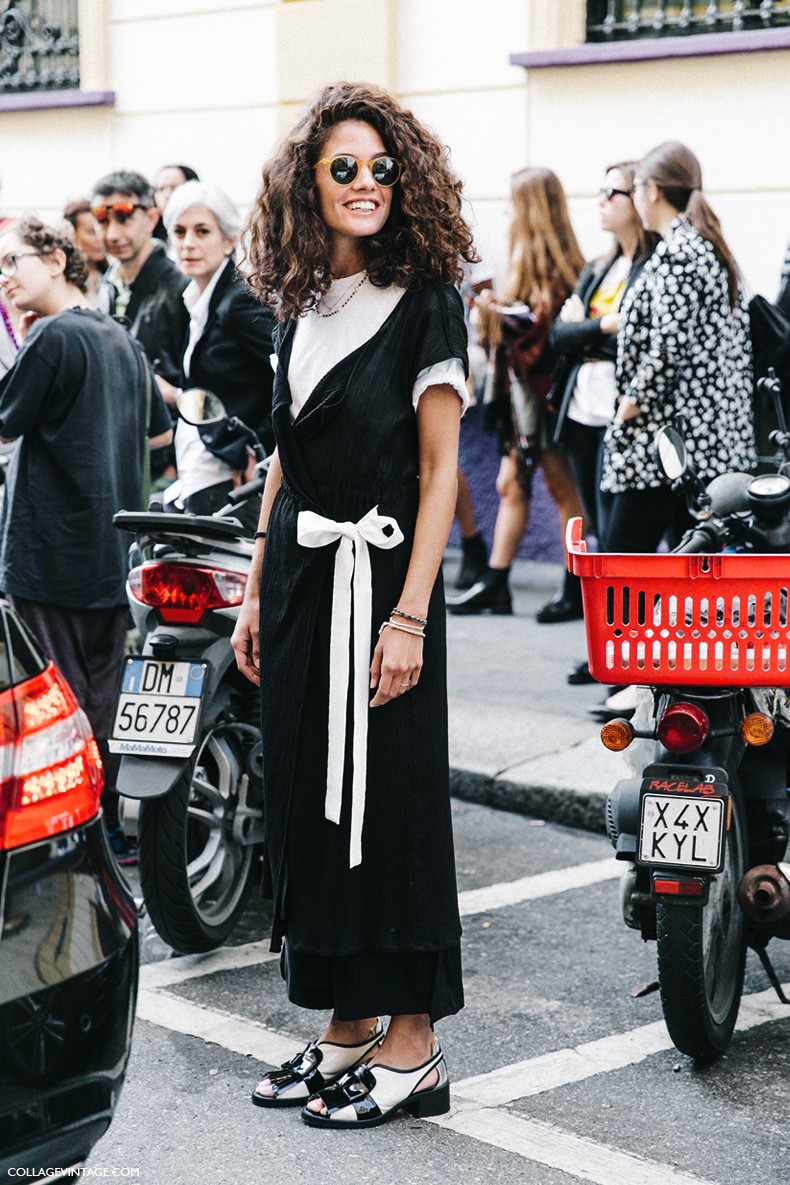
left=390, top=606, right=428, bottom=627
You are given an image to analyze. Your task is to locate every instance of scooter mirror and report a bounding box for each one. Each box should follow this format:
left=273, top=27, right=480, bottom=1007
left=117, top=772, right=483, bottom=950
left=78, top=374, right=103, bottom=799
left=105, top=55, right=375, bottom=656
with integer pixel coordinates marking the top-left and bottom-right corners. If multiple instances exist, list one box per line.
left=177, top=387, right=227, bottom=426
left=655, top=426, right=688, bottom=481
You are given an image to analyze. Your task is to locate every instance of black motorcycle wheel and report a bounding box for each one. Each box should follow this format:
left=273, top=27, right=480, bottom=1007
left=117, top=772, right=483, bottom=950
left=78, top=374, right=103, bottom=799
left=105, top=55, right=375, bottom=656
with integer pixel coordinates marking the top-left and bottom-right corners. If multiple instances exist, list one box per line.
left=656, top=790, right=747, bottom=1061
left=138, top=726, right=260, bottom=953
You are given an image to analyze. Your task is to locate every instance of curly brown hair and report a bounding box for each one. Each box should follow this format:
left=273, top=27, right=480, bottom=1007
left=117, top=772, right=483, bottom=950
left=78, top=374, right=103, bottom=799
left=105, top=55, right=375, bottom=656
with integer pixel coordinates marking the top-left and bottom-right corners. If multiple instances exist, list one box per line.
left=15, top=215, right=89, bottom=293
left=244, top=81, right=478, bottom=321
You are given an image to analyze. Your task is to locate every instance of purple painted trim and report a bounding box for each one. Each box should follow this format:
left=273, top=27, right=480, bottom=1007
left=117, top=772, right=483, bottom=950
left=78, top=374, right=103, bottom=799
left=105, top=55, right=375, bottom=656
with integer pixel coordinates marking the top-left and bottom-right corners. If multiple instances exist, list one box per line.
left=509, top=27, right=790, bottom=69
left=0, top=301, right=18, bottom=351
left=0, top=89, right=116, bottom=113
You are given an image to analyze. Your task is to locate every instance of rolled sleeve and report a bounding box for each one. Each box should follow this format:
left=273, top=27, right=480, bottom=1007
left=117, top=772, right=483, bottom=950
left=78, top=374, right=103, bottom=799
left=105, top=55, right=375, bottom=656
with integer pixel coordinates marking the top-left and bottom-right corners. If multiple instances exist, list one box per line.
left=412, top=358, right=469, bottom=413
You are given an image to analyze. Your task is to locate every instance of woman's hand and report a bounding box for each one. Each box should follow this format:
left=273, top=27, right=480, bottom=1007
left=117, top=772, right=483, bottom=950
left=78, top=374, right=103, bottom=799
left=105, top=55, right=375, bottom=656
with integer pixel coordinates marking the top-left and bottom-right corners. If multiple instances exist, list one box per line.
left=471, top=288, right=499, bottom=346
left=231, top=591, right=261, bottom=685
left=615, top=396, right=643, bottom=423
left=599, top=311, right=621, bottom=334
left=155, top=375, right=181, bottom=405
left=18, top=311, right=41, bottom=341
left=233, top=447, right=258, bottom=486
left=369, top=626, right=423, bottom=707
left=559, top=294, right=584, bottom=323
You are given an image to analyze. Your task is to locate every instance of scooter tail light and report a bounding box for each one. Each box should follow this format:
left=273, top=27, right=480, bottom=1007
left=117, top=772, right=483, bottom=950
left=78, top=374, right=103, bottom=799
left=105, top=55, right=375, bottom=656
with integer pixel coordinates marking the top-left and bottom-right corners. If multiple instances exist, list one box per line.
left=0, top=663, right=104, bottom=851
left=653, top=878, right=706, bottom=898
left=741, top=713, right=774, bottom=747
left=128, top=562, right=248, bottom=625
left=601, top=719, right=635, bottom=752
left=657, top=702, right=709, bottom=755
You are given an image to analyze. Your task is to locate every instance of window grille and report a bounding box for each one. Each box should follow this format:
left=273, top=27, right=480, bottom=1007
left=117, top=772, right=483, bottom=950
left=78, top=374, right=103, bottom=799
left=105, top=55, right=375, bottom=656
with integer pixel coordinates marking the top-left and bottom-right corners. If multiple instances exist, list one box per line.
left=587, top=1, right=790, bottom=40
left=0, top=0, right=80, bottom=93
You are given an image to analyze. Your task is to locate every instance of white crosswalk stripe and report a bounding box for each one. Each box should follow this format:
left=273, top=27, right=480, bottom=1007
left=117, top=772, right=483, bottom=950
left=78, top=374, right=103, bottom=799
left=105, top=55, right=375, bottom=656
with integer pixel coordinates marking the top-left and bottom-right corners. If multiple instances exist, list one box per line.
left=428, top=1108, right=721, bottom=1185
left=457, top=857, right=619, bottom=916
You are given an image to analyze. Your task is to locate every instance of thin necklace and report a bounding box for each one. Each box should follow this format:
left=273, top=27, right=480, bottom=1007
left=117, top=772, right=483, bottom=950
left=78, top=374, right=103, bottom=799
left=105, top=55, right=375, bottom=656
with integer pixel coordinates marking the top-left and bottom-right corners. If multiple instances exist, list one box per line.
left=316, top=271, right=367, bottom=318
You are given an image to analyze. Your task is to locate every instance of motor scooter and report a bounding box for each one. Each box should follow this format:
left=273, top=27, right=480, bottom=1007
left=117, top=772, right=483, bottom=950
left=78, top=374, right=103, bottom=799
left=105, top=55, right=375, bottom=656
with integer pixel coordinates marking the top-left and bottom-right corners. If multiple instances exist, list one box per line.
left=571, top=373, right=790, bottom=1060
left=109, top=390, right=268, bottom=953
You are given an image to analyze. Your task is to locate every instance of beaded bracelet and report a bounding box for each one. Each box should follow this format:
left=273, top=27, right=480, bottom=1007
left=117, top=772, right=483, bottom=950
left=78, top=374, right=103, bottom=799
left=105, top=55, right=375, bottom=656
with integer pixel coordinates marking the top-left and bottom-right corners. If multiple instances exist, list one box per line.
left=379, top=620, right=425, bottom=638
left=391, top=606, right=428, bottom=627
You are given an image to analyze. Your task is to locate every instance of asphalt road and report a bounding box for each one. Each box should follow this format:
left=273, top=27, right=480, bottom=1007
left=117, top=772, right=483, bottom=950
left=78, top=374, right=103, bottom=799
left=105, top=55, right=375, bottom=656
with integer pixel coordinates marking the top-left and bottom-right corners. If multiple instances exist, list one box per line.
left=89, top=800, right=790, bottom=1185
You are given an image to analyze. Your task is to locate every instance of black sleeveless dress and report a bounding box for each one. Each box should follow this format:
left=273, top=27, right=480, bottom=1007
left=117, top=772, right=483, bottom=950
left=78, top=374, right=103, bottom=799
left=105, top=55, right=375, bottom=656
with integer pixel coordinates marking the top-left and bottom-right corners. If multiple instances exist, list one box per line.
left=259, top=281, right=467, bottom=1021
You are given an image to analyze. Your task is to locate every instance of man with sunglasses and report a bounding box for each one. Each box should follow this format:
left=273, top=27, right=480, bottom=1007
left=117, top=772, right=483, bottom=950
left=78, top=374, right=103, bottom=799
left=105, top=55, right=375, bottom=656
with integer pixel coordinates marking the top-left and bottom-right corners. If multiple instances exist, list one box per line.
left=92, top=171, right=188, bottom=475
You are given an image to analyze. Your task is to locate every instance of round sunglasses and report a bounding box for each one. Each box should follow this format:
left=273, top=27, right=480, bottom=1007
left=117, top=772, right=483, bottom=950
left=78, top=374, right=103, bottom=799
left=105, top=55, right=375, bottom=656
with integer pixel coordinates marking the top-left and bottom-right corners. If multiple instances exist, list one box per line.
left=314, top=154, right=401, bottom=187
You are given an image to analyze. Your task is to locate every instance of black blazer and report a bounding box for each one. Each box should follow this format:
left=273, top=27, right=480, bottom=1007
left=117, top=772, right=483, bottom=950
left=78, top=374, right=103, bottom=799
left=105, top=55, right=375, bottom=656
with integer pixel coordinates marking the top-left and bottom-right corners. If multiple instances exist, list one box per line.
left=102, top=243, right=189, bottom=387
left=183, top=259, right=277, bottom=466
left=548, top=253, right=649, bottom=445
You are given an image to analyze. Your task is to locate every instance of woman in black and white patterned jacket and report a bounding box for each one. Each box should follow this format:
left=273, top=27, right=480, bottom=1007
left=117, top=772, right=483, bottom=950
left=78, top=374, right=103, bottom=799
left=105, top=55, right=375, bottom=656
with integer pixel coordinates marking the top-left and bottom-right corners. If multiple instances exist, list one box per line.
left=601, top=141, right=756, bottom=553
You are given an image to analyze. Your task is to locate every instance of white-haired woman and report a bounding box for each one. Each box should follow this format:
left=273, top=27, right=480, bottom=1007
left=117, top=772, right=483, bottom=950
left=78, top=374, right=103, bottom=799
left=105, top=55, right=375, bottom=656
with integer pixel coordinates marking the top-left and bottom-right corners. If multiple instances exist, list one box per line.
left=161, top=180, right=276, bottom=515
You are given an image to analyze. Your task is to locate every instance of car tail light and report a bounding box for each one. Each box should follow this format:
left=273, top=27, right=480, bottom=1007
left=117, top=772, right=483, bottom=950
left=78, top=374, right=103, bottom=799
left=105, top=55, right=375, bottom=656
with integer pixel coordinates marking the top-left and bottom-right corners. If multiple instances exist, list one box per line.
left=128, top=562, right=248, bottom=625
left=0, top=663, right=104, bottom=851
left=657, top=702, right=709, bottom=754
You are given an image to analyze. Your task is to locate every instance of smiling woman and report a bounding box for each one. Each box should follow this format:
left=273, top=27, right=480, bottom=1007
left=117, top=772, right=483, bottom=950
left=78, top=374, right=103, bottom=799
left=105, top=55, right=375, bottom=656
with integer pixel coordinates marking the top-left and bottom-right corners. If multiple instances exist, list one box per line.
left=233, top=81, right=478, bottom=1131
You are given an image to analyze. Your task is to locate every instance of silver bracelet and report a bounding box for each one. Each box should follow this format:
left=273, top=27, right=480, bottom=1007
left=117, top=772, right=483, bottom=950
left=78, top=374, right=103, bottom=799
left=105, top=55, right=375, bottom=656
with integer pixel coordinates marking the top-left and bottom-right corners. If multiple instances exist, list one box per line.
left=379, top=620, right=425, bottom=638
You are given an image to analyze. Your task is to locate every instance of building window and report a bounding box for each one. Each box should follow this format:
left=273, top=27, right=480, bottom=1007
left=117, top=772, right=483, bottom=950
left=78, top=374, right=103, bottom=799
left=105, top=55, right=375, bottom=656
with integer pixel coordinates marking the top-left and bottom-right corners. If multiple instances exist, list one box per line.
left=0, top=0, right=80, bottom=94
left=586, top=1, right=790, bottom=41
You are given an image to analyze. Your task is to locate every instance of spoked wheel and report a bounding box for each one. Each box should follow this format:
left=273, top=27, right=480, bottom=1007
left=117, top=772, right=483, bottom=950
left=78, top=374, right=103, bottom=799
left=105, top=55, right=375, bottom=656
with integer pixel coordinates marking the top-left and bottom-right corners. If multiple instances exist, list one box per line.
left=138, top=725, right=262, bottom=953
left=656, top=791, right=747, bottom=1061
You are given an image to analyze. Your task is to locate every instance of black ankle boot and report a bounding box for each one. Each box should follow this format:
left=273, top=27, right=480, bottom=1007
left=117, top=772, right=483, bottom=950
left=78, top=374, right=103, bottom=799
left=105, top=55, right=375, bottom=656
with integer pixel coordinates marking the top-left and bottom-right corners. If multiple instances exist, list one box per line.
left=455, top=534, right=489, bottom=590
left=536, top=570, right=583, bottom=624
left=447, top=569, right=512, bottom=616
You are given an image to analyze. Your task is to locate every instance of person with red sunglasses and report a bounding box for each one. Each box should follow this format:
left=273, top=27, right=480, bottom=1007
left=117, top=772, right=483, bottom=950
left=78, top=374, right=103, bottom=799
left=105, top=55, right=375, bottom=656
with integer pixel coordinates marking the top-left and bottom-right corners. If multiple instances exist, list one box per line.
left=91, top=171, right=189, bottom=480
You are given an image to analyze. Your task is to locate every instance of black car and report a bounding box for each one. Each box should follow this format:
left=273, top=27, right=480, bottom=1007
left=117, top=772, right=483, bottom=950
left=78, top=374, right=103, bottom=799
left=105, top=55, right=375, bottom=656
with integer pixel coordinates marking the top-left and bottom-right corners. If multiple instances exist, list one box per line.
left=0, top=603, right=138, bottom=1177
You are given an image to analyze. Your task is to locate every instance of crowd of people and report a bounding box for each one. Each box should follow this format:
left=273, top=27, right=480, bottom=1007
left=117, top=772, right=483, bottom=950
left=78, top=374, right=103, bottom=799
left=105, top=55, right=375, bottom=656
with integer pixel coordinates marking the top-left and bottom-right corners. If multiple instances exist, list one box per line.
left=0, top=81, right=789, bottom=1130
left=0, top=164, right=276, bottom=857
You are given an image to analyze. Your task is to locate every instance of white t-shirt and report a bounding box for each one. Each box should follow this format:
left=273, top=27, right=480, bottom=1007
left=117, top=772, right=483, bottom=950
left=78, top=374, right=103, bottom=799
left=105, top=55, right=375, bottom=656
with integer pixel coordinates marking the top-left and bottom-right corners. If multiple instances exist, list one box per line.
left=566, top=255, right=631, bottom=428
left=286, top=273, right=468, bottom=418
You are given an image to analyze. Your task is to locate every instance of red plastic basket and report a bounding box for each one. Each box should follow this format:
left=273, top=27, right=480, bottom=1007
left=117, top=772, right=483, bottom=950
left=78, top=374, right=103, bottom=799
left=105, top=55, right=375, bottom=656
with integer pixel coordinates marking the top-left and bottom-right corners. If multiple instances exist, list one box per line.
left=567, top=517, right=790, bottom=686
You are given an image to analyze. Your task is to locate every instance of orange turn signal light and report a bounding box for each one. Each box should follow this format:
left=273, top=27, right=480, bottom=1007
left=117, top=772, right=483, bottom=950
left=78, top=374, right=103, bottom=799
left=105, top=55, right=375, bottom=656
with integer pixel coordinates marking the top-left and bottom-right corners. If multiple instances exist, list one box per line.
left=741, top=712, right=774, bottom=746
left=601, top=718, right=635, bottom=752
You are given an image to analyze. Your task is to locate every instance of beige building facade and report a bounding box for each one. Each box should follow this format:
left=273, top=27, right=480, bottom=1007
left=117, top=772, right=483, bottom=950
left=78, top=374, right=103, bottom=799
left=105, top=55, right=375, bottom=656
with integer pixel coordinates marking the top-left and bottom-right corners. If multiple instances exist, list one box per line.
left=0, top=0, right=788, bottom=297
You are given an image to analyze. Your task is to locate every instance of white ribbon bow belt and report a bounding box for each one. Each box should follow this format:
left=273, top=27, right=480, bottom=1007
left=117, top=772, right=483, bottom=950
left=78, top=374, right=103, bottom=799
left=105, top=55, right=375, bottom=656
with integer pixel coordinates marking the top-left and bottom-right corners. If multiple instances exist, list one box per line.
left=296, top=505, right=404, bottom=868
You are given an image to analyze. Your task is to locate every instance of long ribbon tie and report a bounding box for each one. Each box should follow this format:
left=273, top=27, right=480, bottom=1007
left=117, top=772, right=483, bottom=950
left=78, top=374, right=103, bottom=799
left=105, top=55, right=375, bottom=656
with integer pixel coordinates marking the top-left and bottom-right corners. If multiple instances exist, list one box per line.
left=296, top=506, right=404, bottom=868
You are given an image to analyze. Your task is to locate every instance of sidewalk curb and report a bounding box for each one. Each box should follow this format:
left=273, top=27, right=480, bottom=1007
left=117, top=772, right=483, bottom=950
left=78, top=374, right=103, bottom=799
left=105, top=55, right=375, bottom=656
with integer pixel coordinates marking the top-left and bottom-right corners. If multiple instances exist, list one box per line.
left=450, top=767, right=607, bottom=835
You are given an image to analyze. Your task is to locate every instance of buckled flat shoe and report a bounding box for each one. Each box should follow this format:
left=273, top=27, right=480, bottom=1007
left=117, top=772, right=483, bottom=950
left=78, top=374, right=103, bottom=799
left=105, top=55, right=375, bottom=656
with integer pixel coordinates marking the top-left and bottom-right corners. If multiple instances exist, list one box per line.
left=252, top=1022, right=383, bottom=1108
left=447, top=580, right=512, bottom=616
left=301, top=1040, right=449, bottom=1129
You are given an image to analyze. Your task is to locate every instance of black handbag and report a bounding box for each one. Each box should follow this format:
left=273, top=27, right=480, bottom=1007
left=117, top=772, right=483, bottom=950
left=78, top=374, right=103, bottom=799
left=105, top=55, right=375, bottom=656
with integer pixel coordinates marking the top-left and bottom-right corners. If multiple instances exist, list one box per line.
left=749, top=293, right=790, bottom=386
left=748, top=294, right=790, bottom=461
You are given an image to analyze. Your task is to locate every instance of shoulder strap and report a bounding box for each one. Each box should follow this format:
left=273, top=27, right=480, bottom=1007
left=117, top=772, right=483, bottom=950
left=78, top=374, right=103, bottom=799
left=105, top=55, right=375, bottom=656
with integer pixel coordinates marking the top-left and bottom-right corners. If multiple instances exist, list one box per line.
left=141, top=360, right=153, bottom=510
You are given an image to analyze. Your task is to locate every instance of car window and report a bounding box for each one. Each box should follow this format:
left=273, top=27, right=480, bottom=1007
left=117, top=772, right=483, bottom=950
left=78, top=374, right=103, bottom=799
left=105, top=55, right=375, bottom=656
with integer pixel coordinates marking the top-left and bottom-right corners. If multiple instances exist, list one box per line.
left=2, top=609, right=47, bottom=690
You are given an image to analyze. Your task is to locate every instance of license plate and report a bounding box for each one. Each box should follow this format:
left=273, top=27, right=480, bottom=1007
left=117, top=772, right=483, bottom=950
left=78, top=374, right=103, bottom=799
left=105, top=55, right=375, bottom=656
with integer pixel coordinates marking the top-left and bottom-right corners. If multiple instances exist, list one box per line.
left=638, top=792, right=726, bottom=872
left=109, top=658, right=207, bottom=757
